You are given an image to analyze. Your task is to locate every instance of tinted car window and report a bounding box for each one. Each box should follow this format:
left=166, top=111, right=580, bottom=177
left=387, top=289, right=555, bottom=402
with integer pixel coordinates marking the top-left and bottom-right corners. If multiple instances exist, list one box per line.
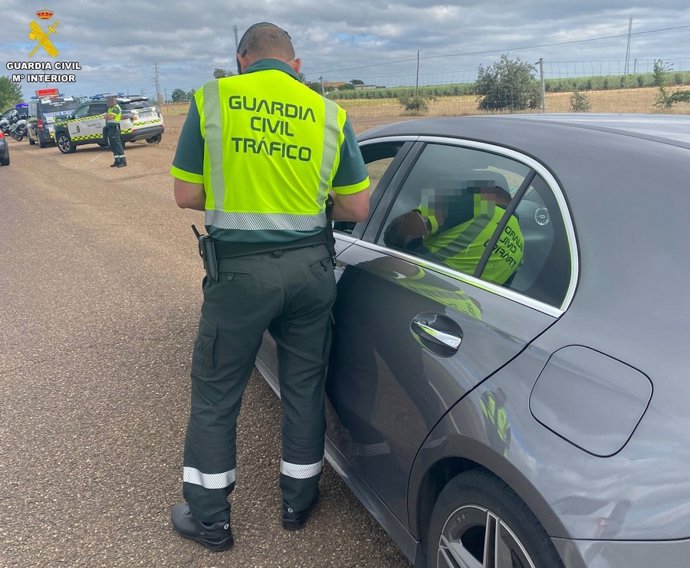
left=376, top=142, right=571, bottom=306
left=73, top=105, right=91, bottom=119
left=120, top=100, right=152, bottom=110
left=377, top=143, right=530, bottom=284
left=38, top=98, right=82, bottom=117
left=507, top=175, right=571, bottom=306
left=90, top=103, right=107, bottom=115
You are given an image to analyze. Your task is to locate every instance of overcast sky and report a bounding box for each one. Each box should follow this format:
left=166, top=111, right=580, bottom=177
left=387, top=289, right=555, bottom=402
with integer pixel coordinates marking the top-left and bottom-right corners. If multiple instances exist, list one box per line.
left=2, top=1, right=690, bottom=101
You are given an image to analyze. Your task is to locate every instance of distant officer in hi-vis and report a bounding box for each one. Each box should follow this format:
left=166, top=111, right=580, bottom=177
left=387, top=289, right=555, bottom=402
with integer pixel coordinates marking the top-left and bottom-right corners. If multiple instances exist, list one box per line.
left=104, top=96, right=126, bottom=168
left=169, top=22, right=370, bottom=550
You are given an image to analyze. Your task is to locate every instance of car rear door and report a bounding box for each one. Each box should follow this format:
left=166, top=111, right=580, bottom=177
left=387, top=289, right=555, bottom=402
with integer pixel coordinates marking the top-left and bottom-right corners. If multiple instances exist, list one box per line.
left=325, top=136, right=575, bottom=522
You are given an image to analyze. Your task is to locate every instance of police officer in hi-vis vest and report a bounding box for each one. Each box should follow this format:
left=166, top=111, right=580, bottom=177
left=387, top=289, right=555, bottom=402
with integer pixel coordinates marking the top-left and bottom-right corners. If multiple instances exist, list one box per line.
left=103, top=95, right=126, bottom=168
left=169, top=22, right=370, bottom=550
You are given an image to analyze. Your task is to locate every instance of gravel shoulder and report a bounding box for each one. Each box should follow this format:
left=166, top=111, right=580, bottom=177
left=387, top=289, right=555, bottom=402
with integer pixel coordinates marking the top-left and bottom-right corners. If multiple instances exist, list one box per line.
left=0, top=128, right=411, bottom=568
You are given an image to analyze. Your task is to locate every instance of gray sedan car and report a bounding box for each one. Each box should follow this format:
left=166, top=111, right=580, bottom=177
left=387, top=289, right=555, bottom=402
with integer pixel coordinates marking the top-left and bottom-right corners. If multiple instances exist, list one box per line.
left=256, top=114, right=690, bottom=568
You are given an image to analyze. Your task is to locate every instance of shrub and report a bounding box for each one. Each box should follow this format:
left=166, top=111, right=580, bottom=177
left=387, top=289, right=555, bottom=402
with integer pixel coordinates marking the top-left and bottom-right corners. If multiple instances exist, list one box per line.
left=475, top=55, right=541, bottom=111
left=570, top=89, right=591, bottom=112
left=398, top=94, right=430, bottom=113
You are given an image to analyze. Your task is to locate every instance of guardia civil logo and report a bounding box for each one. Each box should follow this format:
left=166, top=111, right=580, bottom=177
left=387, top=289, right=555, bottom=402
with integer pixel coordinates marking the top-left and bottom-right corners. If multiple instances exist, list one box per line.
left=28, top=9, right=60, bottom=58
left=5, top=8, right=80, bottom=84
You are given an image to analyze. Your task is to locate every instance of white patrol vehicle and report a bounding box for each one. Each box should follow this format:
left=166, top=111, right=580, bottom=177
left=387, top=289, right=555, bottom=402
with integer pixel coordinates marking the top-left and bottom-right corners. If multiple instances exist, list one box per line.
left=27, top=95, right=84, bottom=147
left=53, top=96, right=164, bottom=154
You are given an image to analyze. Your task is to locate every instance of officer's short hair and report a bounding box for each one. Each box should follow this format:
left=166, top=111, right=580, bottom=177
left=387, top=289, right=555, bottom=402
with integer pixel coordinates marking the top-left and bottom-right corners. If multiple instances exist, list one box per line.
left=237, top=22, right=294, bottom=61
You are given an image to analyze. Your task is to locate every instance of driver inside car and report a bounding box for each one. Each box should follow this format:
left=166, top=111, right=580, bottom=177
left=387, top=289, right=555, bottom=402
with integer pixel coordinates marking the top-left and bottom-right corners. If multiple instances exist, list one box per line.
left=383, top=174, right=524, bottom=286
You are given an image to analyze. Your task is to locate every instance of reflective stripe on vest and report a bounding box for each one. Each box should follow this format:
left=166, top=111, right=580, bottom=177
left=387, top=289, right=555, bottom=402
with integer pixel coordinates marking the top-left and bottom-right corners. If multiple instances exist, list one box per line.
left=423, top=203, right=523, bottom=285
left=199, top=72, right=344, bottom=233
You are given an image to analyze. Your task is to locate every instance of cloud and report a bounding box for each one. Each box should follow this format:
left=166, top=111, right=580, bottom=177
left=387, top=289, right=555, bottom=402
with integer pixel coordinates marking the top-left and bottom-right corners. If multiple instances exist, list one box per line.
left=1, top=0, right=689, bottom=100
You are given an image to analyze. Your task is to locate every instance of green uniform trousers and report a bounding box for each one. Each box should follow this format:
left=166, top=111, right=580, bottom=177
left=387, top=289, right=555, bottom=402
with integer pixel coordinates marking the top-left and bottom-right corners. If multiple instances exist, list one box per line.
left=103, top=122, right=124, bottom=158
left=182, top=243, right=335, bottom=524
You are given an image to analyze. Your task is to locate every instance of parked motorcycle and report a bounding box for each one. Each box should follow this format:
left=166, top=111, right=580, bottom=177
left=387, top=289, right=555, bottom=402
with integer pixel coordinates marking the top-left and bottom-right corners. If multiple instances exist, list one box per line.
left=8, top=119, right=27, bottom=141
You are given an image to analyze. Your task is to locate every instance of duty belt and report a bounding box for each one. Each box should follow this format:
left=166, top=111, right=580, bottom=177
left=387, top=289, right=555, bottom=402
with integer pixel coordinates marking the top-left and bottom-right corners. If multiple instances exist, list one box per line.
left=213, top=229, right=333, bottom=259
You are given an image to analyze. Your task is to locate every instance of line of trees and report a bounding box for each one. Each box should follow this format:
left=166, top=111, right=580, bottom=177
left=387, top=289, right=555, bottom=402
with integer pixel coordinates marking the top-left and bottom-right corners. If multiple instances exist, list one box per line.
left=165, top=57, right=690, bottom=112
left=325, top=58, right=690, bottom=107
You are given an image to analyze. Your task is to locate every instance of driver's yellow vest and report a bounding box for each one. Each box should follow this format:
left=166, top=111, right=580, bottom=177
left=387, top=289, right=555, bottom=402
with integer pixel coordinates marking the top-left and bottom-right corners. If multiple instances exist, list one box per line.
left=194, top=71, right=347, bottom=240
left=421, top=198, right=524, bottom=286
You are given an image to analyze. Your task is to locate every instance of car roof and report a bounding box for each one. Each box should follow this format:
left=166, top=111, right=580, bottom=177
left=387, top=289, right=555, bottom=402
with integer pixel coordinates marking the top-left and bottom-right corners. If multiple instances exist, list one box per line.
left=358, top=113, right=690, bottom=150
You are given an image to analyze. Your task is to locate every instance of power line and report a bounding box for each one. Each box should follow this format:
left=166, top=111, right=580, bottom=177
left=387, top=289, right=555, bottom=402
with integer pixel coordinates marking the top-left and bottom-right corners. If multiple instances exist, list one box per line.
left=308, top=22, right=690, bottom=77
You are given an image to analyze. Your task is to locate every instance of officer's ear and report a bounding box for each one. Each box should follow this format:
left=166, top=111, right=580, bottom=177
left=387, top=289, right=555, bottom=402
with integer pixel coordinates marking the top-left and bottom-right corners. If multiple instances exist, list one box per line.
left=236, top=52, right=247, bottom=75
left=289, top=58, right=302, bottom=75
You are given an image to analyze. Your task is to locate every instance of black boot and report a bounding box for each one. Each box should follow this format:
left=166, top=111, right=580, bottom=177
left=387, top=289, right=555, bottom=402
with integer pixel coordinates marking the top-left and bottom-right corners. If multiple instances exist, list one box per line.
left=281, top=494, right=319, bottom=530
left=110, top=157, right=118, bottom=167
left=171, top=503, right=233, bottom=551
left=116, top=157, right=127, bottom=168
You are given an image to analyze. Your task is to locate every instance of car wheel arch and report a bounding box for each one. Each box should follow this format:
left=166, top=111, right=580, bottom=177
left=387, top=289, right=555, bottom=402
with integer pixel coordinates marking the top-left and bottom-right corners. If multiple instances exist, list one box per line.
left=423, top=469, right=565, bottom=568
left=409, top=432, right=568, bottom=555
left=55, top=131, right=76, bottom=154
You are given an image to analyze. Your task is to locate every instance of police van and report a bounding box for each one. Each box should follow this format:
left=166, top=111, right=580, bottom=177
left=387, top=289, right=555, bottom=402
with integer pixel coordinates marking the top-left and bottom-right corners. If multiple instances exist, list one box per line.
left=27, top=95, right=83, bottom=147
left=53, top=95, right=165, bottom=154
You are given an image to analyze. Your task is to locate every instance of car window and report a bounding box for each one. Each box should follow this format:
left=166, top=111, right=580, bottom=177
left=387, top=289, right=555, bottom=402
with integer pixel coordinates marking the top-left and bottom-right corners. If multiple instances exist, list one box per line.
left=507, top=175, right=571, bottom=306
left=40, top=99, right=82, bottom=116
left=376, top=142, right=571, bottom=306
left=361, top=141, right=406, bottom=195
left=334, top=140, right=406, bottom=235
left=120, top=100, right=151, bottom=110
left=377, top=143, right=530, bottom=283
left=90, top=103, right=107, bottom=115
left=72, top=105, right=91, bottom=119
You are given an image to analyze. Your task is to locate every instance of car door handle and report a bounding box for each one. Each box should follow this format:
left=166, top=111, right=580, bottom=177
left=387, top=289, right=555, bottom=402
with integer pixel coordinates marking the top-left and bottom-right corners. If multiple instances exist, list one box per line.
left=411, top=319, right=462, bottom=350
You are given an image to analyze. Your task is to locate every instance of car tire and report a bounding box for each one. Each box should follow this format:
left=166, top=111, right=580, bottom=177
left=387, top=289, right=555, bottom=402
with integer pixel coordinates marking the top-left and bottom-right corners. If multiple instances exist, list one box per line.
left=146, top=134, right=162, bottom=144
left=56, top=132, right=76, bottom=154
left=1, top=156, right=9, bottom=166
left=38, top=138, right=47, bottom=148
left=426, top=470, right=564, bottom=568
left=28, top=135, right=35, bottom=146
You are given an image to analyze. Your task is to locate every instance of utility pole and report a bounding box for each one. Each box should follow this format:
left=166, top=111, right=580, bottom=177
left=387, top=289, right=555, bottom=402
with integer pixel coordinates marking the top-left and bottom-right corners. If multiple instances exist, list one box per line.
left=319, top=76, right=325, bottom=96
left=415, top=50, right=420, bottom=97
left=153, top=63, right=162, bottom=106
left=624, top=17, right=633, bottom=75
left=538, top=57, right=546, bottom=112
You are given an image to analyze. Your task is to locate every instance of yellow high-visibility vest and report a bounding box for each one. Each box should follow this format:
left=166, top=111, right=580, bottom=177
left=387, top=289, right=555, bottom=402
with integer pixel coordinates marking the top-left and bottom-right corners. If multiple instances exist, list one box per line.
left=195, top=70, right=347, bottom=234
left=421, top=197, right=523, bottom=285
left=107, top=105, right=122, bottom=123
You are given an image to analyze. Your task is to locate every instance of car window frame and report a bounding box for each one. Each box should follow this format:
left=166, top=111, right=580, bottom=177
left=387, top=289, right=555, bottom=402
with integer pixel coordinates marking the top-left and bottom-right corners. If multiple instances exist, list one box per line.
left=352, top=135, right=579, bottom=316
left=336, top=137, right=417, bottom=240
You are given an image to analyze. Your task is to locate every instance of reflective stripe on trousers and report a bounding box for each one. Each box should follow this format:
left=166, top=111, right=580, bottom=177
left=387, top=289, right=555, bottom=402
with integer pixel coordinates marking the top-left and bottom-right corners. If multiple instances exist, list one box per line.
left=280, top=458, right=323, bottom=479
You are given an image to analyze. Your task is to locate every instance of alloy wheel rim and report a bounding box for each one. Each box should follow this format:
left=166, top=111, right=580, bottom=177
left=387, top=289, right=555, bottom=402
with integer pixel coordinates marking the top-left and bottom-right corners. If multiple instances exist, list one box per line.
left=436, top=504, right=537, bottom=568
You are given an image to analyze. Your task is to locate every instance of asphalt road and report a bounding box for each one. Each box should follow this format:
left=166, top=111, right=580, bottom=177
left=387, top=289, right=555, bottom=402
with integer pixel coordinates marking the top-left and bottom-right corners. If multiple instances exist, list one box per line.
left=0, top=138, right=411, bottom=568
